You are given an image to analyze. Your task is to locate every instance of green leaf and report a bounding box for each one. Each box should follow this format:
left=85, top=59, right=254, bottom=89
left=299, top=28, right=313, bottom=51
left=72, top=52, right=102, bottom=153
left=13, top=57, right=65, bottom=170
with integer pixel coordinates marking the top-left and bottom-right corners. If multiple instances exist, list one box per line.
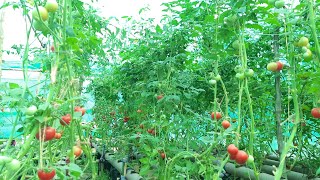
left=139, top=165, right=150, bottom=176
left=156, top=25, right=163, bottom=33
left=316, top=167, right=320, bottom=175
left=69, top=163, right=83, bottom=177
left=139, top=157, right=149, bottom=164
left=8, top=83, right=19, bottom=89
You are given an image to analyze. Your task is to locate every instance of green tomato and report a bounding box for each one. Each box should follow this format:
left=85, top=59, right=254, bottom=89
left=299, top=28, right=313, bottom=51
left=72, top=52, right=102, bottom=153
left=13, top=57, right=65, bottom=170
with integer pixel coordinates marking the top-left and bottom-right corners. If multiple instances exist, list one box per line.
left=235, top=73, right=245, bottom=80
left=26, top=105, right=37, bottom=116
left=268, top=0, right=276, bottom=5
left=45, top=0, right=58, bottom=13
left=208, top=79, right=217, bottom=85
left=214, top=75, right=221, bottom=81
left=247, top=155, right=254, bottom=163
left=244, top=69, right=254, bottom=77
left=0, top=156, right=12, bottom=165
left=6, top=159, right=21, bottom=172
left=274, top=0, right=284, bottom=8
left=32, top=6, right=49, bottom=21
left=234, top=65, right=243, bottom=73
left=232, top=40, right=240, bottom=50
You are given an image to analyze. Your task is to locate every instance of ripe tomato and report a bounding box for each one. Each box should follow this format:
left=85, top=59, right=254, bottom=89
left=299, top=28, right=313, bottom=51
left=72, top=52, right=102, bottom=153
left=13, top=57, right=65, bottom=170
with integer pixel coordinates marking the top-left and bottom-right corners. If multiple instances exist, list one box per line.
left=235, top=150, right=248, bottom=164
left=222, top=120, right=231, bottom=129
left=227, top=144, right=238, bottom=155
left=74, top=106, right=86, bottom=116
left=32, top=6, right=49, bottom=21
left=123, top=116, right=130, bottom=122
left=50, top=45, right=55, bottom=52
left=54, top=133, right=62, bottom=139
left=147, top=129, right=153, bottom=134
left=38, top=169, right=56, bottom=180
left=276, top=61, right=284, bottom=71
left=73, top=146, right=82, bottom=157
left=211, top=112, right=222, bottom=120
left=156, top=94, right=164, bottom=100
left=267, top=62, right=278, bottom=72
left=26, top=105, right=38, bottom=116
left=160, top=153, right=166, bottom=159
left=229, top=154, right=237, bottom=160
left=45, top=0, right=58, bottom=13
left=60, top=114, right=71, bottom=126
left=36, top=127, right=56, bottom=141
left=311, top=108, right=320, bottom=118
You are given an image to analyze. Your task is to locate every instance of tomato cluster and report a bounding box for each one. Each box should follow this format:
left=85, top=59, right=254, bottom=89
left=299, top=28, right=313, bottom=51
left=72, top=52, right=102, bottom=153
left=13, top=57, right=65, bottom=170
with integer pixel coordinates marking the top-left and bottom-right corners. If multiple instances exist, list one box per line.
left=227, top=144, right=249, bottom=164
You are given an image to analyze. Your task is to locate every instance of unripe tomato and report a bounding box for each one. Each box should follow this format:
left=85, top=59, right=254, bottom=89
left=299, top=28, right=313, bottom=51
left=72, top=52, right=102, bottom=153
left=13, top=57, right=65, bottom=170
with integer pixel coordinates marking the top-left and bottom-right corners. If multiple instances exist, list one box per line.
left=214, top=75, right=221, bottom=81
left=227, top=144, right=238, bottom=155
left=235, top=73, right=245, bottom=80
left=232, top=40, right=240, bottom=49
left=6, top=159, right=21, bottom=172
left=247, top=155, right=254, bottom=163
left=54, top=133, right=62, bottom=139
left=208, top=79, right=217, bottom=85
left=45, top=0, right=58, bottom=13
left=244, top=69, right=254, bottom=77
left=274, top=0, right=284, bottom=8
left=0, top=156, right=12, bottom=165
left=303, top=49, right=312, bottom=60
left=26, top=105, right=37, bottom=116
left=32, top=6, right=49, bottom=21
left=211, top=112, right=222, bottom=120
left=267, top=62, right=278, bottom=72
left=298, top=37, right=309, bottom=47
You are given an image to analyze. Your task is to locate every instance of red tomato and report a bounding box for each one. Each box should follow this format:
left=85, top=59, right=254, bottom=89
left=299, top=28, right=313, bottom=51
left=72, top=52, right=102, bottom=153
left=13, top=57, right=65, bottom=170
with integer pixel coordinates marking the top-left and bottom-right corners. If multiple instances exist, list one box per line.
left=235, top=150, right=248, bottom=164
left=123, top=116, right=130, bottom=122
left=36, top=127, right=56, bottom=141
left=37, top=169, right=56, bottom=180
left=157, top=94, right=164, bottom=100
left=311, top=107, right=320, bottom=118
left=227, top=144, right=238, bottom=156
left=229, top=154, right=237, bottom=160
left=222, top=120, right=231, bottom=129
left=147, top=129, right=153, bottom=134
left=73, top=146, right=82, bottom=157
left=74, top=106, right=86, bottom=116
left=50, top=45, right=55, bottom=52
left=211, top=112, right=222, bottom=120
left=160, top=152, right=166, bottom=159
left=54, top=133, right=62, bottom=139
left=276, top=61, right=284, bottom=71
left=60, top=114, right=71, bottom=126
